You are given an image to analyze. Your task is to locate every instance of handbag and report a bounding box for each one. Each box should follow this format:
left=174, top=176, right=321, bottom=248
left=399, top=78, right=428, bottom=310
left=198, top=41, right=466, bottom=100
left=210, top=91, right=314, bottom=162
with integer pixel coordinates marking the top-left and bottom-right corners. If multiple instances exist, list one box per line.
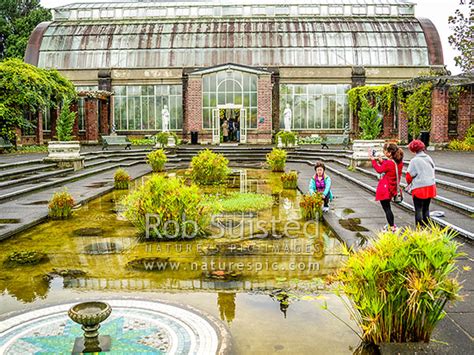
left=392, top=160, right=404, bottom=204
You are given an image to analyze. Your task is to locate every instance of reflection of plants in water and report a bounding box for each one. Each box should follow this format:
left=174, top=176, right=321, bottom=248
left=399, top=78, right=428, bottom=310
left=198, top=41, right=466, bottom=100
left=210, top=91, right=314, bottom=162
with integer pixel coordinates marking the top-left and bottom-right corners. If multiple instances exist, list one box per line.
left=217, top=292, right=236, bottom=324
left=331, top=226, right=462, bottom=344
left=1, top=274, right=51, bottom=303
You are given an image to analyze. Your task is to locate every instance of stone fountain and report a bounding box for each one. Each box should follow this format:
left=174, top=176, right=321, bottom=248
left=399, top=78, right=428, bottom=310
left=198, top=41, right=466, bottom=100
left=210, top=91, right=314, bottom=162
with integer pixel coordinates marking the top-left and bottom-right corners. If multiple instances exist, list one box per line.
left=68, top=301, right=112, bottom=353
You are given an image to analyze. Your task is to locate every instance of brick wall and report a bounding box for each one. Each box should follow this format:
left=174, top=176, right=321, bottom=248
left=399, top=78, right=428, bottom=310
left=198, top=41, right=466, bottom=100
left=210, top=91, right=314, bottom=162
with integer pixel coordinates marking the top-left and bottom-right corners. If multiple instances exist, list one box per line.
left=36, top=111, right=43, bottom=145
left=85, top=98, right=99, bottom=143
left=71, top=102, right=79, bottom=138
left=431, top=87, right=449, bottom=143
left=184, top=77, right=203, bottom=134
left=256, top=75, right=272, bottom=143
left=382, top=112, right=393, bottom=138
left=457, top=86, right=473, bottom=139
left=99, top=99, right=110, bottom=135
left=398, top=108, right=408, bottom=143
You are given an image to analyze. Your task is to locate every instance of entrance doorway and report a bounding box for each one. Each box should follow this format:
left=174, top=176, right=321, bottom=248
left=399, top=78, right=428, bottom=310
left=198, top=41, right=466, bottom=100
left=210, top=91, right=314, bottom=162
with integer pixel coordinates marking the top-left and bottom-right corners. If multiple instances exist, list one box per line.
left=212, top=105, right=247, bottom=144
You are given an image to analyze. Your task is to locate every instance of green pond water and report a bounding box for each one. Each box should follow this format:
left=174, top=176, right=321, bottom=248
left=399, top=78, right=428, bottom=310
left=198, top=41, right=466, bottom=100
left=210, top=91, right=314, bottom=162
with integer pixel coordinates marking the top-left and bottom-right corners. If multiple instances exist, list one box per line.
left=0, top=169, right=360, bottom=354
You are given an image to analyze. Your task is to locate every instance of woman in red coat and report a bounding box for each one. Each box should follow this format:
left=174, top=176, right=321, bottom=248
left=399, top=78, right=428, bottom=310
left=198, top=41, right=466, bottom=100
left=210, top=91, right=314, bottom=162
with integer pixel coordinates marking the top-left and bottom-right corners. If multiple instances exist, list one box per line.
left=369, top=143, right=404, bottom=232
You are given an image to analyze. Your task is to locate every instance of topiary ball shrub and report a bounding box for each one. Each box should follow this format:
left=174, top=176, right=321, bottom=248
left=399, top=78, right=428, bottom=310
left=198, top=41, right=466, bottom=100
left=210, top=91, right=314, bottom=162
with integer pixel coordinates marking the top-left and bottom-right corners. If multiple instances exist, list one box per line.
left=114, top=168, right=131, bottom=189
left=122, top=175, right=217, bottom=239
left=266, top=148, right=287, bottom=172
left=147, top=149, right=167, bottom=172
left=334, top=225, right=462, bottom=344
left=190, top=149, right=230, bottom=185
left=48, top=189, right=75, bottom=219
left=281, top=171, right=298, bottom=189
left=299, top=193, right=324, bottom=220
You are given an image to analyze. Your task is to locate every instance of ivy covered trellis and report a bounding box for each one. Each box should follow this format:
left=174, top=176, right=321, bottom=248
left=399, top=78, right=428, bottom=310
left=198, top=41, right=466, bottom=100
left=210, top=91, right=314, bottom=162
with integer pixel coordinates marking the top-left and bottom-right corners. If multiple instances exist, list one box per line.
left=0, top=58, right=76, bottom=144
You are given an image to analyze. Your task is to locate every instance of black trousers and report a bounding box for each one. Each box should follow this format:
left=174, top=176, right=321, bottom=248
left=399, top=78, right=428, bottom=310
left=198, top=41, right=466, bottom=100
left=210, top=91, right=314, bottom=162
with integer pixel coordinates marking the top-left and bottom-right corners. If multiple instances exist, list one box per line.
left=413, top=196, right=431, bottom=227
left=323, top=195, right=329, bottom=207
left=380, top=199, right=394, bottom=227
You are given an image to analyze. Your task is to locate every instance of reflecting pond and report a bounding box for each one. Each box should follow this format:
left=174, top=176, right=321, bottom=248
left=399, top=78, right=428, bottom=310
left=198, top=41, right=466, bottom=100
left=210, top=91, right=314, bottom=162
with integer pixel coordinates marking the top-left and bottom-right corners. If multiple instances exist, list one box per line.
left=0, top=169, right=360, bottom=354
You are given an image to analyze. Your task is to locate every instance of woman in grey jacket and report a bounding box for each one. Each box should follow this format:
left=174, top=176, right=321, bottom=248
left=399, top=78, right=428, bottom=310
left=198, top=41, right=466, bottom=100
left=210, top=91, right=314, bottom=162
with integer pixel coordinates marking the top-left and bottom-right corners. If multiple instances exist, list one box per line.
left=406, top=140, right=437, bottom=227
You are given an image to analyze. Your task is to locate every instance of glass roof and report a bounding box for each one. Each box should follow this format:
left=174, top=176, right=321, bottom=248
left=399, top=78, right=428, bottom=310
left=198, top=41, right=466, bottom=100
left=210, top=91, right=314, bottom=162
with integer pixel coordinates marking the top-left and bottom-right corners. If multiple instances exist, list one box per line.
left=37, top=17, right=429, bottom=69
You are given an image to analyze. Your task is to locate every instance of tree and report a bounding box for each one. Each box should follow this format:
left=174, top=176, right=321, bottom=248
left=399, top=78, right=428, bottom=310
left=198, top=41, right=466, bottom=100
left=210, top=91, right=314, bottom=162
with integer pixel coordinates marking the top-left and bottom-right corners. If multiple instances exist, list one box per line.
left=0, top=58, right=76, bottom=142
left=358, top=101, right=382, bottom=140
left=448, top=0, right=474, bottom=73
left=0, top=0, right=51, bottom=59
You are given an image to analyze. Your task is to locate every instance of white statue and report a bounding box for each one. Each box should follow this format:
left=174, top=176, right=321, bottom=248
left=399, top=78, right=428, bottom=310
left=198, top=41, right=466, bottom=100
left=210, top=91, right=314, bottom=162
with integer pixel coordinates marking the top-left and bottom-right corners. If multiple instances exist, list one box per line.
left=162, top=105, right=170, bottom=132
left=283, top=104, right=292, bottom=132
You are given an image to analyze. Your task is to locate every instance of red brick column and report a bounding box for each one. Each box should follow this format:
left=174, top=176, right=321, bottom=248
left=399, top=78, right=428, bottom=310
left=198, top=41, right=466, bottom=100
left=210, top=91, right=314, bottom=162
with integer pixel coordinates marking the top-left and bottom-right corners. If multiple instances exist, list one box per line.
left=99, top=99, right=110, bottom=134
left=398, top=107, right=408, bottom=143
left=257, top=74, right=272, bottom=143
left=85, top=98, right=99, bottom=143
left=50, top=108, right=59, bottom=140
left=184, top=77, right=203, bottom=134
left=431, top=87, right=449, bottom=144
left=382, top=112, right=393, bottom=138
left=457, top=87, right=473, bottom=139
left=36, top=111, right=43, bottom=145
left=71, top=102, right=79, bottom=138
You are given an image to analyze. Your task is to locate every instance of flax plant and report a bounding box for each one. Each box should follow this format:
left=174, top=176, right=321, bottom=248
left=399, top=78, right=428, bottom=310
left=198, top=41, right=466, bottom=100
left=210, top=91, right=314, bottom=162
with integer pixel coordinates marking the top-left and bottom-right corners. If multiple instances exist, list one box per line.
left=333, top=225, right=462, bottom=344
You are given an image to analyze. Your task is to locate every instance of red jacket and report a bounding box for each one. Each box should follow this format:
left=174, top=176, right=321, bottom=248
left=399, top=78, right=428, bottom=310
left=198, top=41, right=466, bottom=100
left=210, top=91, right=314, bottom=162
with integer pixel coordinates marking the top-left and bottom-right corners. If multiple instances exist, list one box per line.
left=371, top=159, right=403, bottom=201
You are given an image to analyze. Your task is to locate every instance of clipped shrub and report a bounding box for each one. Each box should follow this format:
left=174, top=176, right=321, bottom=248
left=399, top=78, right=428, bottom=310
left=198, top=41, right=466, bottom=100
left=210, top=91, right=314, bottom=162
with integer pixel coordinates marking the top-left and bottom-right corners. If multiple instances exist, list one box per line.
left=122, top=175, right=216, bottom=239
left=299, top=193, right=324, bottom=220
left=190, top=149, right=230, bottom=185
left=4, top=250, right=47, bottom=266
left=147, top=149, right=167, bottom=172
left=281, top=171, right=298, bottom=189
left=219, top=193, right=273, bottom=213
left=334, top=226, right=462, bottom=344
left=56, top=98, right=76, bottom=141
left=114, top=168, right=131, bottom=189
left=48, top=189, right=74, bottom=219
left=266, top=148, right=287, bottom=172
left=276, top=131, right=298, bottom=147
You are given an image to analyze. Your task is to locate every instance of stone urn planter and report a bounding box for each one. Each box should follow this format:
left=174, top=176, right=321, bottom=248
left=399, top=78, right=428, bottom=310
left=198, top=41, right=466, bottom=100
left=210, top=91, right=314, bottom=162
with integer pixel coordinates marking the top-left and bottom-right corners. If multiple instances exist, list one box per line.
left=350, top=139, right=384, bottom=168
left=44, top=141, right=84, bottom=170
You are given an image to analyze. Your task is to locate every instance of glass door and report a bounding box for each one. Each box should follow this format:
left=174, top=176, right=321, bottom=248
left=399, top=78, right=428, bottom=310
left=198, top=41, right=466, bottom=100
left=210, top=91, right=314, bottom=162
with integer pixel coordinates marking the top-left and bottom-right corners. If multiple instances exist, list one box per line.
left=240, top=108, right=247, bottom=143
left=212, top=108, right=220, bottom=144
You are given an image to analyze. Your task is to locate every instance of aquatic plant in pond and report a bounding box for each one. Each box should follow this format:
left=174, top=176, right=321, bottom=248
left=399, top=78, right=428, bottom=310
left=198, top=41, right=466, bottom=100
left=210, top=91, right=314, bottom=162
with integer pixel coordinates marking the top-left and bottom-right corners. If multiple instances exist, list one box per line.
left=122, top=175, right=216, bottom=239
left=299, top=193, right=324, bottom=220
left=4, top=251, right=47, bottom=266
left=281, top=171, right=298, bottom=189
left=114, top=168, right=131, bottom=189
left=333, top=226, right=462, bottom=344
left=190, top=149, right=230, bottom=185
left=266, top=148, right=287, bottom=172
left=146, top=149, right=167, bottom=172
left=48, top=189, right=74, bottom=219
left=219, top=193, right=273, bottom=213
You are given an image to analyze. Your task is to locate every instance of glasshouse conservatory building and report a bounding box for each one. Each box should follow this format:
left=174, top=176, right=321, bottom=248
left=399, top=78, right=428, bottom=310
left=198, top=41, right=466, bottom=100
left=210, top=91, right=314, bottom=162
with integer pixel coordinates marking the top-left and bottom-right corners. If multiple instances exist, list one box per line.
left=24, top=0, right=445, bottom=144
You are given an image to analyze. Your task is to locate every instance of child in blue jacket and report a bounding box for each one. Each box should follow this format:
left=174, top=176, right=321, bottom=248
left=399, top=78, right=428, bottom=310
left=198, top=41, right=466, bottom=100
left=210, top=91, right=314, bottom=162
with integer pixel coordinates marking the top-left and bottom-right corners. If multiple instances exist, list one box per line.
left=309, top=161, right=333, bottom=212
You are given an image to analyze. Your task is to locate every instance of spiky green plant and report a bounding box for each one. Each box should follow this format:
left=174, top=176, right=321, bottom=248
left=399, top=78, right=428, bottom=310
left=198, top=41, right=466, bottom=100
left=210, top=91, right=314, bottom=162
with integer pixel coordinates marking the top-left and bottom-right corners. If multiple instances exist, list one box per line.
left=147, top=149, right=167, bottom=172
left=190, top=149, right=230, bottom=185
left=359, top=101, right=382, bottom=140
left=333, top=225, right=462, bottom=344
left=281, top=171, right=298, bottom=189
left=114, top=168, right=131, bottom=189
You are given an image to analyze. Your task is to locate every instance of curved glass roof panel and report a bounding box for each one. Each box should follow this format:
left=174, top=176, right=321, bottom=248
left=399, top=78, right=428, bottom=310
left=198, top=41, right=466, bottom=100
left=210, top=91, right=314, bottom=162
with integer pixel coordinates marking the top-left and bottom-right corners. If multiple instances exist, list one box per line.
left=37, top=17, right=429, bottom=69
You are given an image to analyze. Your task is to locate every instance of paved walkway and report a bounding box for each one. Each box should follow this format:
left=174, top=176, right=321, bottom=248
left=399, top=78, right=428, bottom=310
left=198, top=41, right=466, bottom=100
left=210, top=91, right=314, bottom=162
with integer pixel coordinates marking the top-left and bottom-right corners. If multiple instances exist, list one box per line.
left=291, top=161, right=473, bottom=351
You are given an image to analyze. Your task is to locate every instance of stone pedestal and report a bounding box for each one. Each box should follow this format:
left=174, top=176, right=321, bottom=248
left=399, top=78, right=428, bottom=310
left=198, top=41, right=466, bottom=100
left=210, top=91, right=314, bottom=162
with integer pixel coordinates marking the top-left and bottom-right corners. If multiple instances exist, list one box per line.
left=167, top=135, right=176, bottom=148
left=44, top=141, right=84, bottom=171
left=351, top=139, right=384, bottom=167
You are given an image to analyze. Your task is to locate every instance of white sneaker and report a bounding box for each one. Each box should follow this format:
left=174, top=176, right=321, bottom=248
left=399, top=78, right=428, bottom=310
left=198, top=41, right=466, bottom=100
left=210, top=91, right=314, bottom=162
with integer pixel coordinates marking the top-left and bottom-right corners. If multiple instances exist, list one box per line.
left=322, top=206, right=329, bottom=213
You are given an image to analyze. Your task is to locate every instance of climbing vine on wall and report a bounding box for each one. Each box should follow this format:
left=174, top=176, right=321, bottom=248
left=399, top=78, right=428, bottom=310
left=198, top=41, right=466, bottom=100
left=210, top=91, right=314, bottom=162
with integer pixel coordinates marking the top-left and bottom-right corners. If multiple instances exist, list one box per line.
left=347, top=84, right=395, bottom=116
left=400, top=82, right=433, bottom=139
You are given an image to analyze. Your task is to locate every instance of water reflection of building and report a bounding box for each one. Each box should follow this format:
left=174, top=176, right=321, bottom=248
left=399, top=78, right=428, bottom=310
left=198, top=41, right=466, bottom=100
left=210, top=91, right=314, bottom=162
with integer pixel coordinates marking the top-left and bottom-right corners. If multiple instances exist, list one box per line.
left=217, top=292, right=236, bottom=324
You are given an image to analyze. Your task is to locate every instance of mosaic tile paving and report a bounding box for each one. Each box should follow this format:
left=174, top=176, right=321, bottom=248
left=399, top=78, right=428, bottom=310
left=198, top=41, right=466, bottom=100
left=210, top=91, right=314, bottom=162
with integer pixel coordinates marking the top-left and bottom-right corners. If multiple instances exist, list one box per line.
left=0, top=300, right=229, bottom=354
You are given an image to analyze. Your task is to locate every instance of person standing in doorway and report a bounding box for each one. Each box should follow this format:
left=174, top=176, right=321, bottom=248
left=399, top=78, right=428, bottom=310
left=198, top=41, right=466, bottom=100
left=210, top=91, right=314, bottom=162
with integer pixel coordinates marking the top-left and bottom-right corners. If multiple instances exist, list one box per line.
left=228, top=117, right=235, bottom=142
left=369, top=143, right=404, bottom=232
left=405, top=139, right=436, bottom=227
left=235, top=118, right=240, bottom=142
left=222, top=119, right=229, bottom=142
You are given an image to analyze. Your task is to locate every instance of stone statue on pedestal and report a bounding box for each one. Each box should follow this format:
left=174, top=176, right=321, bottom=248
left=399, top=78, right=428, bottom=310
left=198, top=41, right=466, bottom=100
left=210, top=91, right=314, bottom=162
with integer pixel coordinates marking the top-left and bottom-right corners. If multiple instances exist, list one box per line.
left=283, top=104, right=292, bottom=132
left=162, top=105, right=170, bottom=132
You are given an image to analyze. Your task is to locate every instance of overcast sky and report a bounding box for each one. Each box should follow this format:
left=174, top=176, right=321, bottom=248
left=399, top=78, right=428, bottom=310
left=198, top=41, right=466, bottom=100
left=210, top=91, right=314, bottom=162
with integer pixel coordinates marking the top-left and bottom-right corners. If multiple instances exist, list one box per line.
left=40, top=0, right=464, bottom=74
